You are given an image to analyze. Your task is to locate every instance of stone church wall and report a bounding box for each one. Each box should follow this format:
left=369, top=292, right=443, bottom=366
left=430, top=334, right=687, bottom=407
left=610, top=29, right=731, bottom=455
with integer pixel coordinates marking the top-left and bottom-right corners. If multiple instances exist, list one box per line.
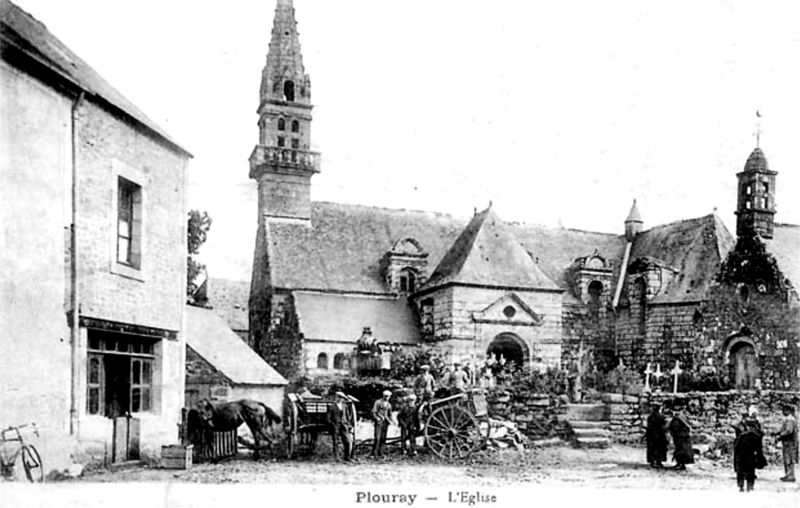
left=615, top=302, right=700, bottom=372
left=427, top=285, right=563, bottom=368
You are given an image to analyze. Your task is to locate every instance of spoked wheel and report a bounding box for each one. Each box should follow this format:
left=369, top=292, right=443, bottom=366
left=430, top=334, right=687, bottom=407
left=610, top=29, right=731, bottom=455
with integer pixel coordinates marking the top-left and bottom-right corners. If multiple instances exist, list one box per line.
left=347, top=403, right=358, bottom=458
left=284, top=402, right=298, bottom=459
left=22, top=445, right=43, bottom=483
left=424, top=404, right=482, bottom=460
left=285, top=432, right=296, bottom=459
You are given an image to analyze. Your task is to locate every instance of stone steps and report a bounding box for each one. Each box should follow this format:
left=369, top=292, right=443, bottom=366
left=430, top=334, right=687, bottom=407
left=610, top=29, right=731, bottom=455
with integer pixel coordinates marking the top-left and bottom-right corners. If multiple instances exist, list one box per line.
left=565, top=404, right=611, bottom=449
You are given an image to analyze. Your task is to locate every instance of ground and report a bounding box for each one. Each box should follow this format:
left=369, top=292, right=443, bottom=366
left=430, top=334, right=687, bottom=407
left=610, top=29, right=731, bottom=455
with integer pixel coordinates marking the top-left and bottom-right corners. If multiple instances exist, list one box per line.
left=51, top=442, right=798, bottom=508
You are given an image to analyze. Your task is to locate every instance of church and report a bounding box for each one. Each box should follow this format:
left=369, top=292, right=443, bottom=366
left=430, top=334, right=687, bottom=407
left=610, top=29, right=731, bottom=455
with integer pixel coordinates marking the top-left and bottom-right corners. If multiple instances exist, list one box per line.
left=227, top=0, right=800, bottom=390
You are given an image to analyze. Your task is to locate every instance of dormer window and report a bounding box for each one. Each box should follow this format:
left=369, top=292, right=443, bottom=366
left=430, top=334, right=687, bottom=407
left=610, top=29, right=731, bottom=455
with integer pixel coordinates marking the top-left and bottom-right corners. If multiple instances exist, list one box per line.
left=399, top=268, right=417, bottom=293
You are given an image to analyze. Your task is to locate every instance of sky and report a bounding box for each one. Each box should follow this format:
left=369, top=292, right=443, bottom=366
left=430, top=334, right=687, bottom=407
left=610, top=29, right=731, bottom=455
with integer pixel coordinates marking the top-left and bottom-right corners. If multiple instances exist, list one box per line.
left=13, top=0, right=800, bottom=280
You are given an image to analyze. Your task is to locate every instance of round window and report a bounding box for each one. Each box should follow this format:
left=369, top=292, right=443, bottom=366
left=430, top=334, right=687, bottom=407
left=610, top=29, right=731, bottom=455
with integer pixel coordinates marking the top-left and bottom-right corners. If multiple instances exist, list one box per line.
left=503, top=306, right=516, bottom=318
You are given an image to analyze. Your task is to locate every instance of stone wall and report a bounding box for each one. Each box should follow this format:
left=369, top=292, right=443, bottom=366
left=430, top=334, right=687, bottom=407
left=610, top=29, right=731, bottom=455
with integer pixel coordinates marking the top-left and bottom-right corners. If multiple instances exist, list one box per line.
left=486, top=388, right=568, bottom=440
left=598, top=390, right=800, bottom=461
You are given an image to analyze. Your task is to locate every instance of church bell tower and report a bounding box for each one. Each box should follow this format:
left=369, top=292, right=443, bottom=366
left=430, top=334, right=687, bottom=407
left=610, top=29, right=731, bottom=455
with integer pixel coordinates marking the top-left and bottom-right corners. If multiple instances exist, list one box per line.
left=735, top=147, right=776, bottom=239
left=249, top=0, right=320, bottom=222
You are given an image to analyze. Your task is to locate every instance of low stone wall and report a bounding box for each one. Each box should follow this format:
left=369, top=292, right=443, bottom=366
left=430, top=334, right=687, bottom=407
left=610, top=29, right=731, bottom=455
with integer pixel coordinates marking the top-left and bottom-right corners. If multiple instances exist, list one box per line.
left=486, top=389, right=568, bottom=440
left=595, top=390, right=800, bottom=461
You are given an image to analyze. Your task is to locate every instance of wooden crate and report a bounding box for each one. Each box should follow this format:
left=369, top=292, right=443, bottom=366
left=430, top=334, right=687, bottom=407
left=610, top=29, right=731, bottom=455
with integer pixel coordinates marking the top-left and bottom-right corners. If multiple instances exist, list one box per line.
left=161, top=445, right=193, bottom=469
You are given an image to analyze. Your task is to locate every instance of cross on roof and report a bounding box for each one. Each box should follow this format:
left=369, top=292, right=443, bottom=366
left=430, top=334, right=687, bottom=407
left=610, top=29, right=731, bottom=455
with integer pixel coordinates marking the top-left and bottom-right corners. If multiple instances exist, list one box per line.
left=755, top=110, right=762, bottom=148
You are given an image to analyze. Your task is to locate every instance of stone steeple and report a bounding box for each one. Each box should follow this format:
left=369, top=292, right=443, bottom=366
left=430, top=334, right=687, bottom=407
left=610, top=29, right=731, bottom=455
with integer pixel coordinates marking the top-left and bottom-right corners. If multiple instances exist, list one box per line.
left=735, top=147, right=776, bottom=239
left=249, top=0, right=319, bottom=222
left=624, top=199, right=643, bottom=241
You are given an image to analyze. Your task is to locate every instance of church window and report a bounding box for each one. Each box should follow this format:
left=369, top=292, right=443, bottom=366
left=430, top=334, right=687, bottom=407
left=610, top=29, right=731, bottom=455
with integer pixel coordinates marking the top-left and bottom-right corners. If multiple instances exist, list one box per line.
left=283, top=81, right=295, bottom=102
left=746, top=185, right=752, bottom=195
left=277, top=118, right=286, bottom=131
left=745, top=200, right=751, bottom=209
left=333, top=353, right=347, bottom=370
left=635, top=277, right=647, bottom=336
left=588, top=280, right=603, bottom=319
left=398, top=268, right=417, bottom=293
left=763, top=182, right=769, bottom=195
left=291, top=138, right=299, bottom=149
left=317, top=353, right=328, bottom=370
left=692, top=309, right=703, bottom=325
left=277, top=136, right=285, bottom=147
left=503, top=306, right=516, bottom=318
left=291, top=120, right=299, bottom=133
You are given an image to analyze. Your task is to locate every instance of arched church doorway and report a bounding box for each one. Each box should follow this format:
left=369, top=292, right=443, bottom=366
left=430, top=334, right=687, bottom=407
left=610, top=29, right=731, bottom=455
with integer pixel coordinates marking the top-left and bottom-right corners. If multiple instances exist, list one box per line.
left=487, top=333, right=529, bottom=369
left=730, top=341, right=758, bottom=389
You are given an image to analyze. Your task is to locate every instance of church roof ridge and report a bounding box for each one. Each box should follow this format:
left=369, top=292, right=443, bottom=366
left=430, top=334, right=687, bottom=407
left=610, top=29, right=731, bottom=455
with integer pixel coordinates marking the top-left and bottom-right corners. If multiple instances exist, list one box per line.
left=423, top=207, right=559, bottom=291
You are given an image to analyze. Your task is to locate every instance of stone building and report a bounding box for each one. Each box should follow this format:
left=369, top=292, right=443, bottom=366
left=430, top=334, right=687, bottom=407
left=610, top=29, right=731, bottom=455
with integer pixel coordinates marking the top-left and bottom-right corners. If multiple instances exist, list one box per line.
left=1, top=1, right=191, bottom=472
left=234, top=0, right=800, bottom=389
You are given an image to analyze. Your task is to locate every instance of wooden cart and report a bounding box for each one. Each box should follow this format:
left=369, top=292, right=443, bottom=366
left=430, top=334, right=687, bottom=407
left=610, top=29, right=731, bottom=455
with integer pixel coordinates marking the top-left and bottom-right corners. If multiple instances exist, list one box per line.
left=418, top=389, right=489, bottom=459
left=283, top=393, right=358, bottom=458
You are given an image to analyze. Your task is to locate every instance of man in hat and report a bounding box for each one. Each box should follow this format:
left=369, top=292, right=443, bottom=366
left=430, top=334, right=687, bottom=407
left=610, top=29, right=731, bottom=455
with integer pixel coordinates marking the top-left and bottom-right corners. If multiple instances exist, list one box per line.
left=413, top=365, right=435, bottom=403
left=773, top=404, right=798, bottom=482
left=327, top=391, right=354, bottom=462
left=398, top=393, right=420, bottom=456
left=668, top=410, right=694, bottom=471
left=645, top=402, right=668, bottom=468
left=734, top=418, right=767, bottom=492
left=371, top=390, right=393, bottom=458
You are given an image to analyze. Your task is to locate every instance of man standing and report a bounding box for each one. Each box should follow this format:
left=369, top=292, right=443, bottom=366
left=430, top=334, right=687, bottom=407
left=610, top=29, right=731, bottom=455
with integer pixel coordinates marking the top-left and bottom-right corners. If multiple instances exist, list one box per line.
left=327, top=391, right=354, bottom=462
left=734, top=419, right=767, bottom=492
left=644, top=402, right=668, bottom=468
left=413, top=365, right=435, bottom=403
left=449, top=363, right=469, bottom=394
left=371, top=390, right=393, bottom=458
left=398, top=394, right=419, bottom=456
left=773, top=404, right=798, bottom=482
left=668, top=410, right=694, bottom=471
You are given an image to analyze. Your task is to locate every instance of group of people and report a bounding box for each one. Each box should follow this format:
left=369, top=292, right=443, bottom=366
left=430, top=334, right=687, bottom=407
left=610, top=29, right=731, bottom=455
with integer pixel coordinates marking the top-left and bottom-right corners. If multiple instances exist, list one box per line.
left=327, top=363, right=475, bottom=461
left=645, top=401, right=799, bottom=492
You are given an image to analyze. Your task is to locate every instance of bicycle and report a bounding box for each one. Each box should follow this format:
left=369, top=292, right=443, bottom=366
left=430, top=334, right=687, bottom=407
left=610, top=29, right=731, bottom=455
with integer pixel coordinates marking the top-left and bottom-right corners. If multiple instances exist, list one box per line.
left=0, top=423, right=44, bottom=482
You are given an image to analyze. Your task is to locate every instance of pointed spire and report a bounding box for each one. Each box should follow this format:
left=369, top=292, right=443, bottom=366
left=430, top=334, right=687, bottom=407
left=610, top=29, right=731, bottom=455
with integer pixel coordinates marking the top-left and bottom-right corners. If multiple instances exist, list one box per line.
left=260, top=0, right=310, bottom=105
left=625, top=199, right=643, bottom=241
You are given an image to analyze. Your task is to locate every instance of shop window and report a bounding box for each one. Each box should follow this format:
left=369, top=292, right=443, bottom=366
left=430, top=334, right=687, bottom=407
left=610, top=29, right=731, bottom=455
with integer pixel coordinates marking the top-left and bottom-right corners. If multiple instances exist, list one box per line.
left=87, top=333, right=155, bottom=417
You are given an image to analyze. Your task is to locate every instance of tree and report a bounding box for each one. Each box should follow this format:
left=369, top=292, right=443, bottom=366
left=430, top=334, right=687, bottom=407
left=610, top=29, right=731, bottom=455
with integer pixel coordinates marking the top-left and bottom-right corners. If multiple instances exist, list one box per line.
left=187, top=210, right=212, bottom=300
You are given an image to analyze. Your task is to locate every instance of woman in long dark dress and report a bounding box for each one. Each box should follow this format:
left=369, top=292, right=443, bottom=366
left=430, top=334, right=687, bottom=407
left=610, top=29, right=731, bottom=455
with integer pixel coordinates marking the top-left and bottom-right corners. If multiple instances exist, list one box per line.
left=668, top=411, right=694, bottom=471
left=645, top=403, right=668, bottom=468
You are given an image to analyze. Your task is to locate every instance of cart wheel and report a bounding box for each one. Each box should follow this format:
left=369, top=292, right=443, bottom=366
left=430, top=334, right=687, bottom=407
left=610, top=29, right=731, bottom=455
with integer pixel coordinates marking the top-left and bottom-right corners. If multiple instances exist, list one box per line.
left=286, top=432, right=296, bottom=459
left=22, top=445, right=43, bottom=483
left=348, top=403, right=358, bottom=458
left=424, top=404, right=481, bottom=460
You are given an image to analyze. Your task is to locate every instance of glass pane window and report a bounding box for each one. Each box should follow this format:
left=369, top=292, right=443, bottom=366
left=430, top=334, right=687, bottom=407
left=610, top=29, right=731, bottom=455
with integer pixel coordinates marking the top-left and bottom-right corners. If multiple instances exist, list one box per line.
left=86, top=334, right=155, bottom=417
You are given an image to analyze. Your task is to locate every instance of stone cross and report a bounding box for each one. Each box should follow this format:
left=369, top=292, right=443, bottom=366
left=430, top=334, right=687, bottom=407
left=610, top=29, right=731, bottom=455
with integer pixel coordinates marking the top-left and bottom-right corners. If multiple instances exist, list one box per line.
left=644, top=362, right=654, bottom=391
left=652, top=363, right=665, bottom=391
left=670, top=360, right=683, bottom=394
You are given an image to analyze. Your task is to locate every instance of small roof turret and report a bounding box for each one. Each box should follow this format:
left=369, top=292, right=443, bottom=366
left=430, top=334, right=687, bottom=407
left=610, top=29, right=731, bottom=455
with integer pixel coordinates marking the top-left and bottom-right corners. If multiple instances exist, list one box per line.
left=625, top=199, right=643, bottom=224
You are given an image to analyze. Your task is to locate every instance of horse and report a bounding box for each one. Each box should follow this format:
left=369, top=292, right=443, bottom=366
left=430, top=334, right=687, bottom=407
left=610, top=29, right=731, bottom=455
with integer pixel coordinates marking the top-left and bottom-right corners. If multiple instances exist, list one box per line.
left=196, top=399, right=282, bottom=460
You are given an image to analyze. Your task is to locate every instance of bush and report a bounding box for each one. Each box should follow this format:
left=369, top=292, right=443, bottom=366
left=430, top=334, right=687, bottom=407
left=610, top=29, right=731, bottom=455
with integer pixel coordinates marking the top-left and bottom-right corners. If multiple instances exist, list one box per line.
left=584, top=363, right=643, bottom=395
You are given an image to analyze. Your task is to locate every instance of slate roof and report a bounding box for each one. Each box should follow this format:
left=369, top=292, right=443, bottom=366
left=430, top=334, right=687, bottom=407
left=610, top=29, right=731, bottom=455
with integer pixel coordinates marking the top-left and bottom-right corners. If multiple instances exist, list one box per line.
left=206, top=278, right=250, bottom=332
left=294, top=291, right=419, bottom=344
left=259, top=202, right=626, bottom=298
left=185, top=306, right=286, bottom=386
left=627, top=213, right=735, bottom=303
left=0, top=1, right=190, bottom=157
left=767, top=223, right=800, bottom=291
left=267, top=202, right=467, bottom=293
left=423, top=206, right=560, bottom=291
